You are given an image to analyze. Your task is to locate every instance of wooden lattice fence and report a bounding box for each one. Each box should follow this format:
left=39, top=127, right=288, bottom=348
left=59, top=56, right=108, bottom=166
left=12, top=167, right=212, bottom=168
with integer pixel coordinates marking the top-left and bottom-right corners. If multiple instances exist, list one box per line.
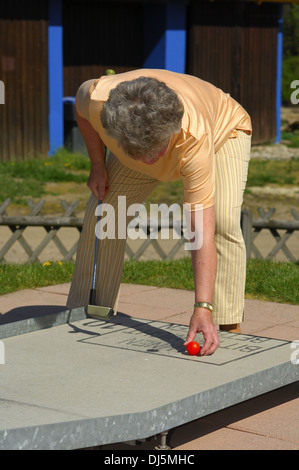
left=0, top=199, right=82, bottom=263
left=0, top=199, right=298, bottom=263
left=241, top=208, right=299, bottom=262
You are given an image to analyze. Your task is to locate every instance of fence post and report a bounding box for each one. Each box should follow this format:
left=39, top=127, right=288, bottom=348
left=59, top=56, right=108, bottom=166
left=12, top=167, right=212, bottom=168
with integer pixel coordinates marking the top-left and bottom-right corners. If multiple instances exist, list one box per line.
left=241, top=209, right=253, bottom=260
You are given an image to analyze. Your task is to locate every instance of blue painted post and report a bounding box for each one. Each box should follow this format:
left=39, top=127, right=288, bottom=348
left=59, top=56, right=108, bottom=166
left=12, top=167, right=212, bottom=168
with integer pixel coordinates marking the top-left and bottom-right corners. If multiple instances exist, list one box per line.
left=143, top=1, right=186, bottom=74
left=275, top=4, right=283, bottom=144
left=143, top=4, right=166, bottom=69
left=48, top=0, right=64, bottom=155
left=165, top=1, right=186, bottom=74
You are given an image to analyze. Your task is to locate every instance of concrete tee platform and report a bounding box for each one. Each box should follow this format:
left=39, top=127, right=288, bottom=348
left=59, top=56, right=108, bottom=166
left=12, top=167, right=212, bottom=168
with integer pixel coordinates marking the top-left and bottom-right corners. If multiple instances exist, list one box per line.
left=0, top=302, right=298, bottom=450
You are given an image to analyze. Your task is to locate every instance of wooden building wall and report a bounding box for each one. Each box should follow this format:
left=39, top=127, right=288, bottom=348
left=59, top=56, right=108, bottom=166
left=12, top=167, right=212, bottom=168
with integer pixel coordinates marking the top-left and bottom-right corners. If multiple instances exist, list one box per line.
left=187, top=1, right=280, bottom=144
left=0, top=0, right=282, bottom=162
left=63, top=0, right=144, bottom=97
left=0, top=1, right=49, bottom=162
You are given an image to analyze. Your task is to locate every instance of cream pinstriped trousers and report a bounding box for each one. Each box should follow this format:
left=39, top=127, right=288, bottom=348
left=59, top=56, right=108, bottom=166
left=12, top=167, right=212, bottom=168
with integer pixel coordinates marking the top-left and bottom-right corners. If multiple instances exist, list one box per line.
left=67, top=130, right=251, bottom=325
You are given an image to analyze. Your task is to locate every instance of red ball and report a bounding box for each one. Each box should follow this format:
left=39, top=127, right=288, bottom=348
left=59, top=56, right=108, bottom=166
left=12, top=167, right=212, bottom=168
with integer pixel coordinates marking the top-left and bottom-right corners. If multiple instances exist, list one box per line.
left=186, top=341, right=201, bottom=356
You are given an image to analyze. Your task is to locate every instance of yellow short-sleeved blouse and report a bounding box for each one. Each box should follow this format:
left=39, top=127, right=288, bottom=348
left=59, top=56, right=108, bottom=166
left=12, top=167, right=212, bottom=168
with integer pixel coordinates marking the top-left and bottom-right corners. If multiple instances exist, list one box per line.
left=75, top=69, right=252, bottom=208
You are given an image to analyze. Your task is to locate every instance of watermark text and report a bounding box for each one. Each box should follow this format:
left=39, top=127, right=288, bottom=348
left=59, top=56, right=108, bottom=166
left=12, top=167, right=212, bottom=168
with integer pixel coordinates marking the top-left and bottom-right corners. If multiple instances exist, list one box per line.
left=0, top=341, right=5, bottom=365
left=0, top=80, right=4, bottom=104
left=290, top=80, right=299, bottom=105
left=94, top=197, right=203, bottom=250
left=290, top=340, right=299, bottom=365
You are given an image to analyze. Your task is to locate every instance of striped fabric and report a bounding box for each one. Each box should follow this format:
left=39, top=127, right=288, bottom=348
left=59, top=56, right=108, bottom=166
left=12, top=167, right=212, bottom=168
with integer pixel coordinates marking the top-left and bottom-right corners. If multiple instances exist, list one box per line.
left=67, top=130, right=251, bottom=326
left=67, top=153, right=159, bottom=312
left=213, top=130, right=251, bottom=325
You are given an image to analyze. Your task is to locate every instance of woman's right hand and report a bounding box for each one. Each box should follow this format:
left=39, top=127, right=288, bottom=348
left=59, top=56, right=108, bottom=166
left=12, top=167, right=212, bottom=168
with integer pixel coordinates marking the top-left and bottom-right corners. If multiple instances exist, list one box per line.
left=87, top=163, right=109, bottom=201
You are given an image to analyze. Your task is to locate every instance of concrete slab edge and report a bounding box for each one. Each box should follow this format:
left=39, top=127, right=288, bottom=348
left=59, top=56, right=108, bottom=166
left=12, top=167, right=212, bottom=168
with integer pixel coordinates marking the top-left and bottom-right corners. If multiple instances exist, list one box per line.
left=1, top=362, right=298, bottom=450
left=0, top=308, right=86, bottom=340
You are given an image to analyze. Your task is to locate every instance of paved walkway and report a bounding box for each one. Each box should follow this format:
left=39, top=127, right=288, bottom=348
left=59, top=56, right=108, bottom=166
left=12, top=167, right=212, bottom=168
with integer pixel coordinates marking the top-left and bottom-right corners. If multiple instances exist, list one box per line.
left=1, top=283, right=298, bottom=450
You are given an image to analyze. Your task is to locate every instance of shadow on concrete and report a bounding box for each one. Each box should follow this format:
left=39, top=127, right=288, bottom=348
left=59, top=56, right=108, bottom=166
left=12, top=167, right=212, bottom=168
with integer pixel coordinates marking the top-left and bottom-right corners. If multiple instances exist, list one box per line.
left=0, top=305, right=66, bottom=325
left=67, top=311, right=187, bottom=354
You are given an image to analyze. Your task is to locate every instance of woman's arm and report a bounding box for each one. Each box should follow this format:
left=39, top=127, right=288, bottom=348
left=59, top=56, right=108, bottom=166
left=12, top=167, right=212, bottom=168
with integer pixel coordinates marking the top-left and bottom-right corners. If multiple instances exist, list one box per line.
left=76, top=109, right=109, bottom=200
left=184, top=205, right=220, bottom=355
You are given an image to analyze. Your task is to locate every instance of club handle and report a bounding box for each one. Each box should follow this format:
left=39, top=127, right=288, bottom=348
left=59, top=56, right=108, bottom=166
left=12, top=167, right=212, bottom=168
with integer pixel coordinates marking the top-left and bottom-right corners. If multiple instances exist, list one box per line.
left=89, top=289, right=96, bottom=305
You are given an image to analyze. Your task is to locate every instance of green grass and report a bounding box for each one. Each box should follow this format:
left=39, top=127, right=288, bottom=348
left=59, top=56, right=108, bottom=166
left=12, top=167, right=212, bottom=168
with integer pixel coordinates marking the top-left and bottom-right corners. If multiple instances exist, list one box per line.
left=246, top=157, right=299, bottom=187
left=1, top=259, right=298, bottom=305
left=1, top=148, right=299, bottom=207
left=0, top=261, right=75, bottom=295
left=0, top=148, right=90, bottom=204
left=122, top=258, right=194, bottom=291
left=281, top=131, right=299, bottom=148
left=245, top=259, right=299, bottom=305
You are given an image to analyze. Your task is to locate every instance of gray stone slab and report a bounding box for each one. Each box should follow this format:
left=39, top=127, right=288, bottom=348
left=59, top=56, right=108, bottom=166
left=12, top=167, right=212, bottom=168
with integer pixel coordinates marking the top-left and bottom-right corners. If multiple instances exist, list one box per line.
left=0, top=307, right=85, bottom=340
left=0, top=313, right=298, bottom=450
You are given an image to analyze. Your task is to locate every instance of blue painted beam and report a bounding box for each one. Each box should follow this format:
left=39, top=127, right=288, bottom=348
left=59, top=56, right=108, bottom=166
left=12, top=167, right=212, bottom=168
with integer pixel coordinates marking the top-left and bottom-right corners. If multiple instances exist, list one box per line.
left=143, top=4, right=166, bottom=69
left=143, top=1, right=186, bottom=74
left=165, top=1, right=186, bottom=74
left=275, top=4, right=283, bottom=144
left=48, top=0, right=64, bottom=155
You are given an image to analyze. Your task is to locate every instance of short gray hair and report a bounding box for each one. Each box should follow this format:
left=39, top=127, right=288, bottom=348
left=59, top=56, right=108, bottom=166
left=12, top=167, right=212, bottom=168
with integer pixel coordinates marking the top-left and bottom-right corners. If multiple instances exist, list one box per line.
left=100, top=76, right=184, bottom=158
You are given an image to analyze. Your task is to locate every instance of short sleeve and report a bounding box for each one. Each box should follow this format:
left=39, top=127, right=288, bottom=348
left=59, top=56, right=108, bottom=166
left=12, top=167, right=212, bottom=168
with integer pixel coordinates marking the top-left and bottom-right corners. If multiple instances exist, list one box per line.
left=75, top=79, right=96, bottom=120
left=180, top=133, right=215, bottom=209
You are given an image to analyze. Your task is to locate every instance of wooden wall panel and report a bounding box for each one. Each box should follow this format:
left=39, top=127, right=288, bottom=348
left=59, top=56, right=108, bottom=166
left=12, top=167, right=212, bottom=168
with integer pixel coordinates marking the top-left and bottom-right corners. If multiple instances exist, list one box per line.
left=63, top=0, right=143, bottom=96
left=0, top=1, right=48, bottom=162
left=187, top=1, right=279, bottom=144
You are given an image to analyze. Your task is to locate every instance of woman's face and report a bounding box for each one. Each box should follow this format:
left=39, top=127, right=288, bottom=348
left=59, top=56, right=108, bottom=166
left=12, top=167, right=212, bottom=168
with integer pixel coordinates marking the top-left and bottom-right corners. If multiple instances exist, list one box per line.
left=138, top=141, right=170, bottom=165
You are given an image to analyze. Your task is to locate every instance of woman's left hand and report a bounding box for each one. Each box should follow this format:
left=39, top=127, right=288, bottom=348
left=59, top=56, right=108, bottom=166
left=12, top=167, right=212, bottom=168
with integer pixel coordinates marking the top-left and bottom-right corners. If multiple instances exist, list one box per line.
left=184, top=308, right=220, bottom=356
